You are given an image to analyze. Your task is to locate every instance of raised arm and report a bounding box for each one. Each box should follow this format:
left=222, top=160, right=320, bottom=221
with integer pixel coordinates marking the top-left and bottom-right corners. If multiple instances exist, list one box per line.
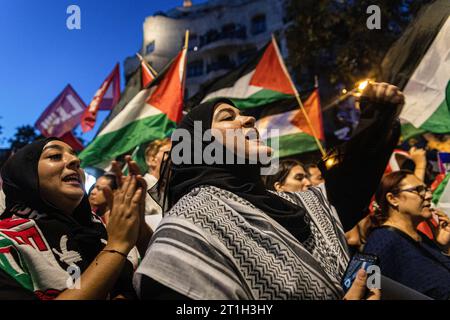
left=318, top=82, right=404, bottom=232
left=409, top=147, right=427, bottom=181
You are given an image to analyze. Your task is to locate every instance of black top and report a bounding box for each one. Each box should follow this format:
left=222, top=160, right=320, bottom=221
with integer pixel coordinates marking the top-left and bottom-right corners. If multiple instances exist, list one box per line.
left=319, top=97, right=401, bottom=232
left=364, top=227, right=450, bottom=300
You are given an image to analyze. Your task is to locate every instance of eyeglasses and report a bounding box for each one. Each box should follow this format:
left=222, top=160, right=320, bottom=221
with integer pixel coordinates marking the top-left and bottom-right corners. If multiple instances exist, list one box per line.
left=396, top=185, right=431, bottom=198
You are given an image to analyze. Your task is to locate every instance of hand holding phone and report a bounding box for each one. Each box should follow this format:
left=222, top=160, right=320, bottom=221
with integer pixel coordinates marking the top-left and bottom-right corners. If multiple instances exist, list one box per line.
left=342, top=252, right=379, bottom=292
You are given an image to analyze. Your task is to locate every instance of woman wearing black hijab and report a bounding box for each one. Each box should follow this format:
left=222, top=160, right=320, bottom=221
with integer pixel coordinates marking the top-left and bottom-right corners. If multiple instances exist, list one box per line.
left=134, top=82, right=404, bottom=300
left=0, top=138, right=149, bottom=300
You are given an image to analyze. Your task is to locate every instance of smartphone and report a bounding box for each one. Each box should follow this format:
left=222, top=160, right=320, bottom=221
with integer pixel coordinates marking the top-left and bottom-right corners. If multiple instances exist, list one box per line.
left=341, top=252, right=379, bottom=292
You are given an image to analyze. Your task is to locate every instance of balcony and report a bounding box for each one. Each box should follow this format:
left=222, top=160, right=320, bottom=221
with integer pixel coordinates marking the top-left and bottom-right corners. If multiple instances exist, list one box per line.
left=206, top=60, right=236, bottom=74
left=197, top=25, right=247, bottom=52
left=187, top=60, right=204, bottom=78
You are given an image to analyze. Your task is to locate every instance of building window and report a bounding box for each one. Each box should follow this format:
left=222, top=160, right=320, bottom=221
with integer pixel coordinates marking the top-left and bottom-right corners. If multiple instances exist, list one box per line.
left=184, top=34, right=199, bottom=51
left=187, top=60, right=204, bottom=78
left=145, top=41, right=155, bottom=55
left=235, top=25, right=247, bottom=39
left=202, top=29, right=219, bottom=46
left=222, top=23, right=236, bottom=37
left=207, top=29, right=220, bottom=43
left=207, top=55, right=236, bottom=73
left=221, top=23, right=247, bottom=40
left=238, top=47, right=258, bottom=65
left=197, top=25, right=248, bottom=49
left=251, top=14, right=266, bottom=35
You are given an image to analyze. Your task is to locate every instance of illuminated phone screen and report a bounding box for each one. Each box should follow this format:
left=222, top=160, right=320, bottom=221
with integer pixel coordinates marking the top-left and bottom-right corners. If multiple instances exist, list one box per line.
left=342, top=253, right=379, bottom=292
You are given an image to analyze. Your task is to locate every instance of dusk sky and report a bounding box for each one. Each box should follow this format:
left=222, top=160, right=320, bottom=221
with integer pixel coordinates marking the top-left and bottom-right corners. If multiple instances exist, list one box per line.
left=0, top=0, right=192, bottom=147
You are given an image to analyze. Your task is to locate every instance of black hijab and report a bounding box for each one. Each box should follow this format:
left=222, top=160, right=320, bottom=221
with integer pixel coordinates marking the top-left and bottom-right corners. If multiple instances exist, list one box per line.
left=0, top=137, right=106, bottom=264
left=169, top=99, right=311, bottom=242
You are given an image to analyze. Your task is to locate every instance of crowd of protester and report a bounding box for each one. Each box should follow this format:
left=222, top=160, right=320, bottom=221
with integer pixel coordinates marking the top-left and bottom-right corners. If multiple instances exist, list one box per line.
left=0, top=82, right=449, bottom=300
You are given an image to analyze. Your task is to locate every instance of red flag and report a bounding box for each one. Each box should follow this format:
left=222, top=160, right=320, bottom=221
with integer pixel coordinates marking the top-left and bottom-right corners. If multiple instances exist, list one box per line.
left=141, top=60, right=155, bottom=88
left=59, top=131, right=84, bottom=152
left=290, top=89, right=325, bottom=140
left=137, top=53, right=156, bottom=88
left=35, top=84, right=86, bottom=137
left=250, top=37, right=296, bottom=95
left=81, top=64, right=121, bottom=133
left=146, top=48, right=187, bottom=124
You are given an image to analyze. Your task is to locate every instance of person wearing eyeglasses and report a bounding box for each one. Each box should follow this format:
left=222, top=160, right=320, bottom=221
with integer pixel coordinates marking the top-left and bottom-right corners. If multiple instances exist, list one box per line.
left=364, top=170, right=450, bottom=300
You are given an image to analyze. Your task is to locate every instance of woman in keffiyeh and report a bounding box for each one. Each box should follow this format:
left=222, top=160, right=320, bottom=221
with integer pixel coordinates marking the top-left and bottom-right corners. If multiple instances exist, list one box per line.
left=134, top=82, right=405, bottom=300
left=0, top=138, right=149, bottom=300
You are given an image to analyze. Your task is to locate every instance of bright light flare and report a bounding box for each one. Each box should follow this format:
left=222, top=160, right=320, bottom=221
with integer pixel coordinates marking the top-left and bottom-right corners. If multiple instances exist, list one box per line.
left=325, top=157, right=336, bottom=169
left=358, top=80, right=369, bottom=91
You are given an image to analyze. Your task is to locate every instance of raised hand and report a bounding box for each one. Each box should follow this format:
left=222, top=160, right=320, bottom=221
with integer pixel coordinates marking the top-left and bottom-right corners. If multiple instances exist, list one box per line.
left=110, top=157, right=147, bottom=192
left=409, top=147, right=427, bottom=166
left=433, top=209, right=450, bottom=253
left=343, top=269, right=381, bottom=300
left=110, top=160, right=123, bottom=188
left=361, top=82, right=405, bottom=106
left=103, top=175, right=143, bottom=254
left=409, top=147, right=427, bottom=181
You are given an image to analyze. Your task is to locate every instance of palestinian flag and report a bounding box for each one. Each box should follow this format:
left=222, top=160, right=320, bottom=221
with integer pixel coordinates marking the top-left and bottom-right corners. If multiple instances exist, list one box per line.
left=136, top=53, right=156, bottom=88
left=79, top=47, right=187, bottom=168
left=257, top=89, right=324, bottom=158
left=141, top=59, right=156, bottom=88
left=188, top=37, right=324, bottom=157
left=381, top=0, right=450, bottom=140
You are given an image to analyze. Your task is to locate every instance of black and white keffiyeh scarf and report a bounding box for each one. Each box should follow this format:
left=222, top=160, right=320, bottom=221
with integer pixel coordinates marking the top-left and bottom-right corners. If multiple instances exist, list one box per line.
left=134, top=184, right=350, bottom=300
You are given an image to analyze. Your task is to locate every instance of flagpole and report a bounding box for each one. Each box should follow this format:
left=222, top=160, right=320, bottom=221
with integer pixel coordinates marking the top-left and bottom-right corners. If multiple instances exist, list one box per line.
left=182, top=30, right=190, bottom=106
left=136, top=53, right=158, bottom=76
left=184, top=30, right=190, bottom=49
left=293, top=92, right=326, bottom=157
left=271, top=35, right=326, bottom=157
